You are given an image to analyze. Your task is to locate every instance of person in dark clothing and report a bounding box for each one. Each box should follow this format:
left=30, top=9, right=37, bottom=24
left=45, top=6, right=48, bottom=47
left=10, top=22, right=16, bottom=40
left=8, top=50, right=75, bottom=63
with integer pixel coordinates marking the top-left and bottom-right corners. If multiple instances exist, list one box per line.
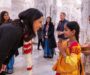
left=0, top=8, right=43, bottom=75
left=56, top=12, right=68, bottom=40
left=37, top=27, right=44, bottom=50
left=43, top=16, right=56, bottom=58
left=0, top=23, right=23, bottom=75
left=0, top=13, right=1, bottom=25
left=0, top=10, right=15, bottom=74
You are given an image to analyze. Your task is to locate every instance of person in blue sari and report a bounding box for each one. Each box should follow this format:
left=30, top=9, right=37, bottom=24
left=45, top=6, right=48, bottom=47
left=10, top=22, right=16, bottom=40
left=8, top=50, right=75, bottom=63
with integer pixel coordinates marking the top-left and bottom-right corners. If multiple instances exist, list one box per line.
left=43, top=16, right=56, bottom=58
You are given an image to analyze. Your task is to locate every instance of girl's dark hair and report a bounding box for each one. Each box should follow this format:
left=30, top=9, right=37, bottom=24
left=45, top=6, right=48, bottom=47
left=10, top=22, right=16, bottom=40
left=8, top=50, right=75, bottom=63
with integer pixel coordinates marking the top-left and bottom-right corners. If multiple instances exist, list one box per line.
left=0, top=11, right=10, bottom=25
left=18, top=8, right=43, bottom=41
left=66, top=21, right=80, bottom=42
left=45, top=16, right=52, bottom=25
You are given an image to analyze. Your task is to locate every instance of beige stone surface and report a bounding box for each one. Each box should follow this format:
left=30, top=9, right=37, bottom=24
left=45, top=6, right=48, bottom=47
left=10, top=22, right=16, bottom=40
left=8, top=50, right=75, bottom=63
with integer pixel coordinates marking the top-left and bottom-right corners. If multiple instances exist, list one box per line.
left=7, top=46, right=58, bottom=75
left=7, top=45, right=90, bottom=75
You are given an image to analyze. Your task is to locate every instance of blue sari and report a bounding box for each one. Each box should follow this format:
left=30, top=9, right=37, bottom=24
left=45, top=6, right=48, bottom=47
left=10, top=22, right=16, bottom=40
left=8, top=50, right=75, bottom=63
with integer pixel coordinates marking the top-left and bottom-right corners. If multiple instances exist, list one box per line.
left=44, top=38, right=52, bottom=57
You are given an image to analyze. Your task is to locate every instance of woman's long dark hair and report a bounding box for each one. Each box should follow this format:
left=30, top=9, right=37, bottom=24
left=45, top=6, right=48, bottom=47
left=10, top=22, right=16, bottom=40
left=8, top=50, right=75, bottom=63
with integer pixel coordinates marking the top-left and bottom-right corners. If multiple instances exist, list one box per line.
left=0, top=11, right=10, bottom=25
left=45, top=16, right=52, bottom=25
left=18, top=8, right=43, bottom=41
left=66, top=21, right=80, bottom=42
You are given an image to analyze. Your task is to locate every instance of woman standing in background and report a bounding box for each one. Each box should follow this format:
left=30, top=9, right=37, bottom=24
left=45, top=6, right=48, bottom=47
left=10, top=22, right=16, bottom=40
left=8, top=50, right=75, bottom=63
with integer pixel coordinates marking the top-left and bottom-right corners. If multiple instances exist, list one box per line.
left=43, top=16, right=56, bottom=58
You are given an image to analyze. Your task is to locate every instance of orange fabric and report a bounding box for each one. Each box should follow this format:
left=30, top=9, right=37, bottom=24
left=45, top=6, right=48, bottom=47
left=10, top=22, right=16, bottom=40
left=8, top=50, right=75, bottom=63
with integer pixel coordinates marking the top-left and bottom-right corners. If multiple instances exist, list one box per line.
left=69, top=41, right=81, bottom=54
left=53, top=41, right=85, bottom=75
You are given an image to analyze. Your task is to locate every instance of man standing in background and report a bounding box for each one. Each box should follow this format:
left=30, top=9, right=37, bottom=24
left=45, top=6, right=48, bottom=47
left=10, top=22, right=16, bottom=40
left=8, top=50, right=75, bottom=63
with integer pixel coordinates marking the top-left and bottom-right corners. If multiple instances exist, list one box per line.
left=56, top=12, right=68, bottom=41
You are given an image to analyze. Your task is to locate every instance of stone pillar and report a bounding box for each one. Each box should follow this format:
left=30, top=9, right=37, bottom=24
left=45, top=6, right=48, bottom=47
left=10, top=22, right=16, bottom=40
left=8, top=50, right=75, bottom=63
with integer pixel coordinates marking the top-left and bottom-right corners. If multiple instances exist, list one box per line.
left=80, top=0, right=90, bottom=44
left=0, top=0, right=12, bottom=17
left=50, top=0, right=57, bottom=24
left=60, top=0, right=81, bottom=22
left=11, top=0, right=35, bottom=19
left=11, top=0, right=25, bottom=19
left=34, top=0, right=57, bottom=24
left=23, top=0, right=35, bottom=9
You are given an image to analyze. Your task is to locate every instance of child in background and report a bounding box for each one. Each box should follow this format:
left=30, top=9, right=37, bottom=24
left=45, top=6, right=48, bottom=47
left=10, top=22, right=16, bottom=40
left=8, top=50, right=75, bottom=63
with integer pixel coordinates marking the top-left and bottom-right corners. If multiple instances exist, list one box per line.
left=53, top=21, right=85, bottom=75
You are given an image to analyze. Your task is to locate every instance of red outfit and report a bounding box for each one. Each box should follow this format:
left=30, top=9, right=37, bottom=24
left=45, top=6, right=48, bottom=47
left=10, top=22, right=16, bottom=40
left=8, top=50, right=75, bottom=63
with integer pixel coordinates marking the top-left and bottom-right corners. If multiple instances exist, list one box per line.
left=56, top=73, right=60, bottom=75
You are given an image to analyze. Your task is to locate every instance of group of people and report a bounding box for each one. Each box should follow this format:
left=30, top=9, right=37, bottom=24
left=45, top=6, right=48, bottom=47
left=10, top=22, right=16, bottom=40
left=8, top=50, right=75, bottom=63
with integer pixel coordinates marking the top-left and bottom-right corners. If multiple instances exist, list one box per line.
left=0, top=8, right=86, bottom=75
left=37, top=12, right=85, bottom=75
left=37, top=12, right=68, bottom=59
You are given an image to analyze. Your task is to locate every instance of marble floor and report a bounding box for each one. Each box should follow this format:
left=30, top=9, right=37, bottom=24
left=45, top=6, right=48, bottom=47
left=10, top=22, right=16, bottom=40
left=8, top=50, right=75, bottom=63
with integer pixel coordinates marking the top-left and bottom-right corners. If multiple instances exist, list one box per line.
left=7, top=45, right=58, bottom=75
left=7, top=45, right=90, bottom=75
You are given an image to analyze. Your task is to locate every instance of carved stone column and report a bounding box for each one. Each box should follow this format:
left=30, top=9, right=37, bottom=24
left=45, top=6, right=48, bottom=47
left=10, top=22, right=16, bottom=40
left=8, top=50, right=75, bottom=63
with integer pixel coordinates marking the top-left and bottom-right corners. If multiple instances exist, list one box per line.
left=0, top=0, right=12, bottom=17
left=11, top=0, right=35, bottom=19
left=34, top=0, right=57, bottom=24
left=80, top=0, right=90, bottom=44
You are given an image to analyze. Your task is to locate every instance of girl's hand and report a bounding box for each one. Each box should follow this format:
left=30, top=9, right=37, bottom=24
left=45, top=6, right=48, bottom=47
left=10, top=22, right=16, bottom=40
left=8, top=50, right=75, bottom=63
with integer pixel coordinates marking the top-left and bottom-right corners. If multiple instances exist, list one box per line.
left=57, top=41, right=66, bottom=57
left=57, top=41, right=63, bottom=50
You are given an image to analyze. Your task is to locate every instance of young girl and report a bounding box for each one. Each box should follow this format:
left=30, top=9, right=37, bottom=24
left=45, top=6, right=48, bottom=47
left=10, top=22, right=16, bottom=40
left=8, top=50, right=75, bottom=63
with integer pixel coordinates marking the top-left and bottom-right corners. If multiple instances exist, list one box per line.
left=53, top=21, right=85, bottom=75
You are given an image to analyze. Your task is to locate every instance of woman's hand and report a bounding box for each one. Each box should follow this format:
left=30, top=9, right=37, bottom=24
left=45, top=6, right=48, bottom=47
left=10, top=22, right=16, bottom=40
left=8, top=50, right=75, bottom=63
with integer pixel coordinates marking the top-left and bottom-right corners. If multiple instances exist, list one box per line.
left=0, top=64, right=6, bottom=73
left=45, top=35, right=48, bottom=39
left=57, top=31, right=64, bottom=35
